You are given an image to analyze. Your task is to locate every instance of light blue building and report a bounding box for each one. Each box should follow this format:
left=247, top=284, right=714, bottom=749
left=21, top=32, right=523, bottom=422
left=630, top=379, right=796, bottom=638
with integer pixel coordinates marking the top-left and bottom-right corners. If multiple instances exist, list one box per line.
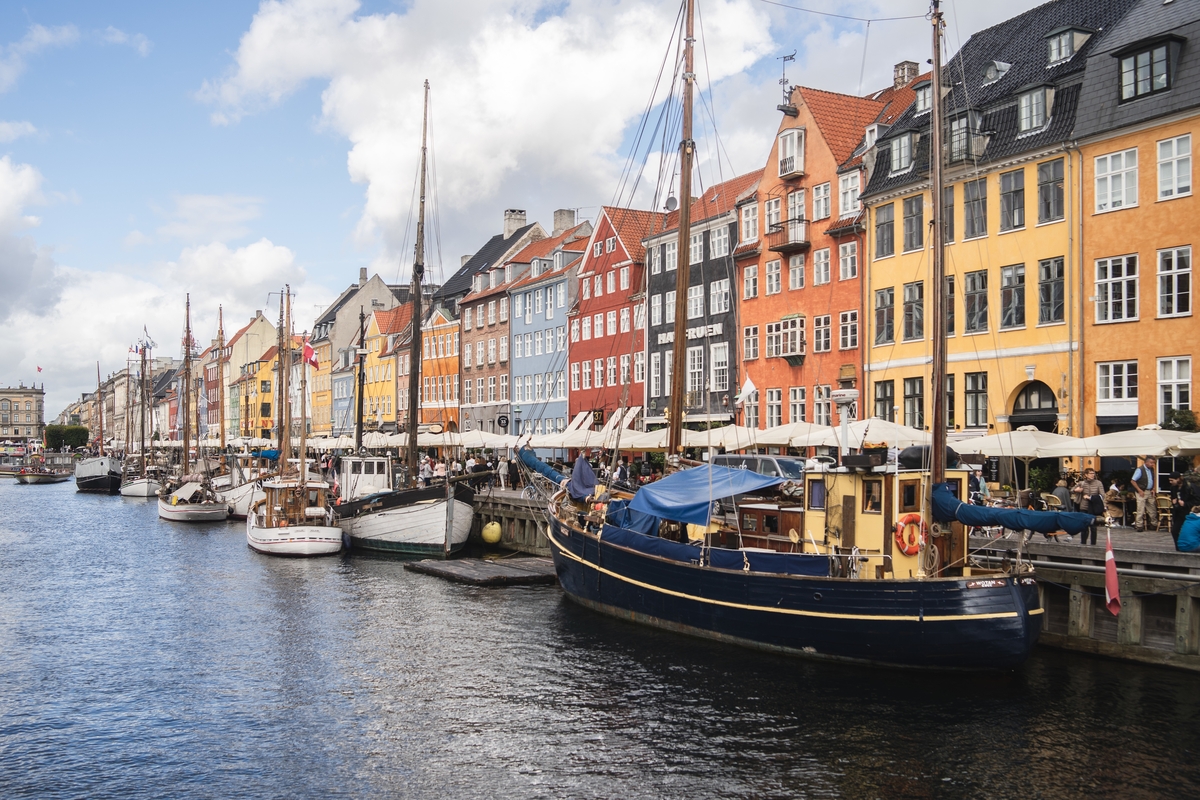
left=331, top=363, right=356, bottom=436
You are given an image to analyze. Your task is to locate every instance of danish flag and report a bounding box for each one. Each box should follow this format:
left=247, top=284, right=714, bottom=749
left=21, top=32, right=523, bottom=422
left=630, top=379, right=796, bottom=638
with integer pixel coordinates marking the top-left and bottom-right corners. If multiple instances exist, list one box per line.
left=303, top=337, right=319, bottom=369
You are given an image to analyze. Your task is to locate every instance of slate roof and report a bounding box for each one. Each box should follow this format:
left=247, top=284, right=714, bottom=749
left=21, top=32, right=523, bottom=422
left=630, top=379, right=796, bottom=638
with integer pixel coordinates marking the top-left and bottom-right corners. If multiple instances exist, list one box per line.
left=841, top=72, right=929, bottom=170
left=463, top=222, right=590, bottom=299
left=864, top=0, right=1140, bottom=200
left=434, top=222, right=539, bottom=302
left=1075, top=0, right=1200, bottom=139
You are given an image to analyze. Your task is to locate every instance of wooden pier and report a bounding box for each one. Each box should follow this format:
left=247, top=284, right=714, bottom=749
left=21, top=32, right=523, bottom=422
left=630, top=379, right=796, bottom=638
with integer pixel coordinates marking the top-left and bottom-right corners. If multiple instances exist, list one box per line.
left=470, top=487, right=550, bottom=555
left=405, top=556, right=557, bottom=586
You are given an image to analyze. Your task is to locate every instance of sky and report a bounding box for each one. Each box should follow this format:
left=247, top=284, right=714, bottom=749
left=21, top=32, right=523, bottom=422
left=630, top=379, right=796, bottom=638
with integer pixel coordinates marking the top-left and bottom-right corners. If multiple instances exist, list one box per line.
left=0, top=0, right=1046, bottom=416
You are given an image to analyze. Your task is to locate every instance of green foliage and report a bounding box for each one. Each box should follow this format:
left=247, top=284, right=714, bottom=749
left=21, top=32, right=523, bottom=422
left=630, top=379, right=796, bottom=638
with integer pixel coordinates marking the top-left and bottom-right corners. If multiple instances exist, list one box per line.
left=1163, top=408, right=1198, bottom=432
left=45, top=425, right=89, bottom=450
left=1029, top=464, right=1058, bottom=495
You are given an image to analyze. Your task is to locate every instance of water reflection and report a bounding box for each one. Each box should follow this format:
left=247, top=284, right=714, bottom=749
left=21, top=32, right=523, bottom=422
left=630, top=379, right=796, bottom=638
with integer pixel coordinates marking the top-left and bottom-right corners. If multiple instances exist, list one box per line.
left=0, top=480, right=1196, bottom=799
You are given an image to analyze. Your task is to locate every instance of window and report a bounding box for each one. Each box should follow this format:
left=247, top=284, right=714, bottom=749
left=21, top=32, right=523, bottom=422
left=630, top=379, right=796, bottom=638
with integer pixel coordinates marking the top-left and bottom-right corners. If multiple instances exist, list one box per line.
left=965, top=372, right=987, bottom=427
left=1159, top=135, right=1192, bottom=199
left=571, top=363, right=580, bottom=391
left=942, top=185, right=955, bottom=243
left=620, top=354, right=630, bottom=385
left=902, top=196, right=923, bottom=251
left=534, top=332, right=543, bottom=356
left=944, top=375, right=955, bottom=428
left=501, top=375, right=509, bottom=401
left=499, top=297, right=509, bottom=322
left=686, top=346, right=704, bottom=394
left=875, top=203, right=894, bottom=258
left=778, top=128, right=802, bottom=176
left=1018, top=89, right=1046, bottom=132
left=594, top=275, right=602, bottom=297
left=741, top=204, right=758, bottom=242
left=620, top=307, right=630, bottom=333
left=594, top=359, right=604, bottom=388
left=582, top=279, right=590, bottom=300
left=464, top=379, right=473, bottom=405
left=606, top=236, right=616, bottom=253
left=487, top=300, right=497, bottom=325
left=1120, top=44, right=1169, bottom=101
left=765, top=388, right=782, bottom=427
left=619, top=266, right=630, bottom=291
left=945, top=275, right=956, bottom=335
left=475, top=341, right=484, bottom=365
left=1096, top=148, right=1138, bottom=211
left=499, top=336, right=509, bottom=362
left=650, top=352, right=661, bottom=396
left=1038, top=257, right=1065, bottom=324
left=890, top=134, right=913, bottom=172
left=1035, top=159, right=1064, bottom=224
left=1000, top=169, right=1025, bottom=231
left=557, top=326, right=566, bottom=351
left=710, top=227, right=729, bottom=258
left=665, top=241, right=677, bottom=271
left=744, top=265, right=758, bottom=299
left=789, top=255, right=804, bottom=289
left=764, top=198, right=781, bottom=231
left=814, top=385, right=831, bottom=426
left=964, top=270, right=988, bottom=332
left=1048, top=30, right=1073, bottom=63
left=593, top=313, right=603, bottom=337
left=710, top=343, right=729, bottom=392
left=744, top=390, right=759, bottom=429
left=743, top=326, right=759, bottom=360
left=710, top=279, right=731, bottom=313
left=875, top=288, right=895, bottom=345
left=687, top=285, right=704, bottom=319
left=689, top=231, right=704, bottom=265
left=651, top=294, right=662, bottom=326
left=534, top=374, right=542, bottom=401
left=634, top=303, right=645, bottom=330
left=463, top=307, right=472, bottom=329
left=665, top=290, right=676, bottom=323
left=463, top=342, right=472, bottom=368
left=1158, top=357, right=1191, bottom=422
left=1000, top=265, right=1025, bottom=329
left=765, top=322, right=782, bottom=357
left=902, top=281, right=924, bottom=341
left=487, top=376, right=496, bottom=402
left=838, top=173, right=860, bottom=215
left=781, top=317, right=803, bottom=356
left=1096, top=255, right=1139, bottom=322
left=1159, top=247, right=1191, bottom=317
left=606, top=310, right=617, bottom=336
left=582, top=360, right=591, bottom=389
left=534, top=291, right=543, bottom=316
left=789, top=387, right=806, bottom=422
left=812, top=183, right=831, bottom=220
left=839, top=242, right=857, bottom=280
left=766, top=260, right=781, bottom=294
left=814, top=249, right=830, bottom=285
left=915, top=84, right=931, bottom=113
left=964, top=178, right=987, bottom=239
left=607, top=357, right=617, bottom=386
left=903, top=377, right=924, bottom=429
left=651, top=246, right=662, bottom=274
left=874, top=380, right=895, bottom=422
left=570, top=319, right=579, bottom=343
left=607, top=272, right=615, bottom=295
left=950, top=115, right=969, bottom=161
left=813, top=315, right=831, bottom=352
left=558, top=283, right=566, bottom=308
left=839, top=311, right=858, bottom=349
left=594, top=242, right=603, bottom=257
left=634, top=352, right=646, bottom=383
left=1098, top=361, right=1138, bottom=401
left=582, top=316, right=591, bottom=340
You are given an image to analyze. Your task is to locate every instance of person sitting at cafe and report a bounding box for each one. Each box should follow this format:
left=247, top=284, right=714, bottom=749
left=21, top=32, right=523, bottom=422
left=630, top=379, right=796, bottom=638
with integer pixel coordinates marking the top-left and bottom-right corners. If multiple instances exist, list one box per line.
left=1071, top=467, right=1105, bottom=545
left=1178, top=505, right=1200, bottom=552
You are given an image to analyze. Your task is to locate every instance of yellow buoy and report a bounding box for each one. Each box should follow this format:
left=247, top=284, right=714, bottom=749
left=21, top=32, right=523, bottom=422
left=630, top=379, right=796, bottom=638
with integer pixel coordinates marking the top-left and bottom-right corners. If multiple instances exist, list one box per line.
left=481, top=521, right=502, bottom=544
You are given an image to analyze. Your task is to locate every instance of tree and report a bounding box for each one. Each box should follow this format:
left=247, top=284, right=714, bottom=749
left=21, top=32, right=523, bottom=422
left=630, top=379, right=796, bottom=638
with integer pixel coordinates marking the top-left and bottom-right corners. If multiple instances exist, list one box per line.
left=1164, top=408, right=1198, bottom=432
left=45, top=425, right=90, bottom=450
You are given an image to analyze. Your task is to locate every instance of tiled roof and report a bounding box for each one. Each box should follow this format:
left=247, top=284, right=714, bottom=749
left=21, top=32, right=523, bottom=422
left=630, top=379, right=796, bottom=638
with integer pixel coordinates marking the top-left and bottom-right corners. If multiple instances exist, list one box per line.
left=657, top=171, right=760, bottom=233
left=840, top=72, right=928, bottom=170
left=506, top=251, right=583, bottom=292
left=372, top=304, right=413, bottom=336
left=796, top=86, right=885, bottom=165
left=477, top=222, right=590, bottom=294
left=600, top=206, right=669, bottom=264
left=435, top=222, right=539, bottom=302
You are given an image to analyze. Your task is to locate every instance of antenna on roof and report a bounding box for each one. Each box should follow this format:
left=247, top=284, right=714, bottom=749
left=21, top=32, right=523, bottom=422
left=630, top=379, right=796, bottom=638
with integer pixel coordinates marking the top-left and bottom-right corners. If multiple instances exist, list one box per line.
left=778, top=51, right=796, bottom=105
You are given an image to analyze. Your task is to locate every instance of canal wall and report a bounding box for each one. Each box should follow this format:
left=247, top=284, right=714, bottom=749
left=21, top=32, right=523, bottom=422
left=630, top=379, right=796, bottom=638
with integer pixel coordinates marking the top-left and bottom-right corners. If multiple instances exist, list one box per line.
left=974, top=538, right=1200, bottom=672
left=471, top=489, right=550, bottom=556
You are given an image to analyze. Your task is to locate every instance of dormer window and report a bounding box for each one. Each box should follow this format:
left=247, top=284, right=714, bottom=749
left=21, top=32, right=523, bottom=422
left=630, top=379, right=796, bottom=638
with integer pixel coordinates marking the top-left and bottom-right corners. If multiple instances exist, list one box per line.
left=890, top=133, right=913, bottom=173
left=864, top=123, right=888, bottom=148
left=983, top=60, right=1011, bottom=85
left=949, top=114, right=975, bottom=161
left=778, top=128, right=805, bottom=178
left=914, top=84, right=931, bottom=114
left=1048, top=31, right=1072, bottom=63
left=1018, top=88, right=1047, bottom=132
left=504, top=264, right=511, bottom=284
left=489, top=270, right=499, bottom=289
left=1119, top=42, right=1171, bottom=102
left=554, top=251, right=564, bottom=270
left=473, top=274, right=484, bottom=293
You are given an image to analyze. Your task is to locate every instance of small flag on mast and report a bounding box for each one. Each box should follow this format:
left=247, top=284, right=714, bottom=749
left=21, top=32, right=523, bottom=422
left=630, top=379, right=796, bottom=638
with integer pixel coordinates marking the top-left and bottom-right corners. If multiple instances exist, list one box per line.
left=1105, top=531, right=1121, bottom=616
left=36, top=366, right=42, bottom=373
left=303, top=337, right=319, bottom=369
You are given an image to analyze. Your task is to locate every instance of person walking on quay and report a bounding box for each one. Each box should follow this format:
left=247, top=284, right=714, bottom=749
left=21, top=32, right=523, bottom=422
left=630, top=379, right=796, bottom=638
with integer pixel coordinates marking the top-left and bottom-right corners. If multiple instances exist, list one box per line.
left=508, top=455, right=519, bottom=491
left=434, top=459, right=447, bottom=484
left=498, top=454, right=509, bottom=490
left=419, top=456, right=433, bottom=488
left=1131, top=456, right=1158, bottom=531
left=1072, top=467, right=1105, bottom=545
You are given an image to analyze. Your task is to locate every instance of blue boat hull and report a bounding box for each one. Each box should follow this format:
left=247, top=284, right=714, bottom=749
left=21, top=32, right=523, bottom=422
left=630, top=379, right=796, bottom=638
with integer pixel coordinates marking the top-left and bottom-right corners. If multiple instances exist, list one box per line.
left=547, top=514, right=1042, bottom=670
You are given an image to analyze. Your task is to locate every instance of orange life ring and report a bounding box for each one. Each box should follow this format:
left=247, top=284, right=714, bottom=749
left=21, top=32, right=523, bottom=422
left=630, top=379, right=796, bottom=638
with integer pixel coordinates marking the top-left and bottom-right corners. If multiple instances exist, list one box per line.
left=893, top=513, right=927, bottom=556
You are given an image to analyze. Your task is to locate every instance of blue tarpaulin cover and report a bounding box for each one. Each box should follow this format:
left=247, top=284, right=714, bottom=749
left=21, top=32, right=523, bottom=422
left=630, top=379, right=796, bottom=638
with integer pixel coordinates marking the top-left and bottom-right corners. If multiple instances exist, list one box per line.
left=629, top=464, right=785, bottom=527
left=251, top=449, right=279, bottom=461
left=568, top=455, right=597, bottom=502
left=518, top=447, right=567, bottom=485
left=600, top=524, right=829, bottom=576
left=605, top=498, right=660, bottom=536
left=931, top=482, right=1096, bottom=535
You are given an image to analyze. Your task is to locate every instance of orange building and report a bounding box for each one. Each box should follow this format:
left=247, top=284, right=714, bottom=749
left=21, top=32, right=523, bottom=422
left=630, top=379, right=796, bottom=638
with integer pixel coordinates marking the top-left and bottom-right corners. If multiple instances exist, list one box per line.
left=419, top=306, right=460, bottom=431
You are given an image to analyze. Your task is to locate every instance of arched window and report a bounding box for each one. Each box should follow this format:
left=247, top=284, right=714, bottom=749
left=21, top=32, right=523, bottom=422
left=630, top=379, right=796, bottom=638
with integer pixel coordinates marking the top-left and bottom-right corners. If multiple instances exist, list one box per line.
left=1014, top=381, right=1057, bottom=412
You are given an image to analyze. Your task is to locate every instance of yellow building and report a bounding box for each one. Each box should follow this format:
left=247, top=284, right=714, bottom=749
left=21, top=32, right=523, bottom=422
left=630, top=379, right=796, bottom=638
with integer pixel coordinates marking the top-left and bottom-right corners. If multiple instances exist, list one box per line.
left=361, top=305, right=414, bottom=432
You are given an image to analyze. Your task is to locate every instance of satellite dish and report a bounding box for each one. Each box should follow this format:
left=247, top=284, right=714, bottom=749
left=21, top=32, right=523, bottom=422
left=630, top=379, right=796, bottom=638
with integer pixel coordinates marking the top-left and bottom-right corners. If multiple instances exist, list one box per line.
left=664, top=195, right=678, bottom=212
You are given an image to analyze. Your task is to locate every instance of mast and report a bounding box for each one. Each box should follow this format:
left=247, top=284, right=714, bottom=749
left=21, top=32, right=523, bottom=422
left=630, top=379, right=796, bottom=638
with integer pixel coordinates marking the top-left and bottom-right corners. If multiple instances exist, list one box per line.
left=140, top=344, right=148, bottom=476
left=355, top=306, right=366, bottom=452
left=124, top=359, right=132, bottom=458
left=667, top=0, right=695, bottom=458
left=406, top=79, right=429, bottom=486
left=275, top=290, right=286, bottom=469
left=96, top=362, right=104, bottom=452
left=929, top=1, right=947, bottom=486
left=300, top=329, right=309, bottom=493
left=217, top=306, right=226, bottom=458
left=281, top=286, right=293, bottom=476
left=146, top=341, right=155, bottom=471
left=182, top=295, right=192, bottom=473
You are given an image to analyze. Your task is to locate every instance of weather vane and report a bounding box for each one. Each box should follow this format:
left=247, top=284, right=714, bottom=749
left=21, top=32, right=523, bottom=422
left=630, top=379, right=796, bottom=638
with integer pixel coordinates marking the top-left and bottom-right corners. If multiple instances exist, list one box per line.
left=778, top=51, right=796, bottom=105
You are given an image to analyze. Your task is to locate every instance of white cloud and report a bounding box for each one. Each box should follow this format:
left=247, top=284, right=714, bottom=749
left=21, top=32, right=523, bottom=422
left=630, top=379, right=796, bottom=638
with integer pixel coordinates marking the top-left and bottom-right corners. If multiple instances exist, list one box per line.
left=123, top=230, right=151, bottom=248
left=0, top=24, right=79, bottom=93
left=0, top=156, right=59, bottom=325
left=100, top=26, right=152, bottom=57
left=0, top=121, right=37, bottom=143
left=154, top=193, right=264, bottom=243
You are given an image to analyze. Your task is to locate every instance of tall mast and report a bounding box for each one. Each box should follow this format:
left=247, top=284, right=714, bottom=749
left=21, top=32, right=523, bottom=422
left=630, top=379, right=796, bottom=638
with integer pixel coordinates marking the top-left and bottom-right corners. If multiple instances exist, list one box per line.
left=281, top=285, right=293, bottom=475
left=183, top=295, right=192, bottom=472
left=217, top=306, right=226, bottom=457
left=929, top=0, right=947, bottom=486
left=406, top=79, right=430, bottom=486
left=140, top=344, right=148, bottom=476
left=96, top=362, right=104, bottom=451
left=355, top=306, right=366, bottom=452
left=125, top=359, right=132, bottom=457
left=667, top=0, right=696, bottom=458
left=275, top=290, right=286, bottom=467
left=300, top=329, right=309, bottom=492
left=146, top=341, right=155, bottom=467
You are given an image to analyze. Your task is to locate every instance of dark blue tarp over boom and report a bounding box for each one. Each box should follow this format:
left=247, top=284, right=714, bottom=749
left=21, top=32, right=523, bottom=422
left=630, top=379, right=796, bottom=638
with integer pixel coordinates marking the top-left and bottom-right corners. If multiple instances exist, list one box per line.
left=601, top=524, right=828, bottom=577
left=518, top=447, right=567, bottom=485
left=932, top=482, right=1096, bottom=535
left=629, top=464, right=786, bottom=527
left=605, top=498, right=660, bottom=536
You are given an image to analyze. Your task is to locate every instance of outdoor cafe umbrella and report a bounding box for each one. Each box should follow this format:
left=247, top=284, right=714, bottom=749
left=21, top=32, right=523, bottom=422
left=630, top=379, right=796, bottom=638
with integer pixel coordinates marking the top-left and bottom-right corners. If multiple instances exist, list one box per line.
left=955, top=425, right=1091, bottom=491
left=1040, top=424, right=1189, bottom=458
left=753, top=420, right=833, bottom=447
left=788, top=417, right=930, bottom=450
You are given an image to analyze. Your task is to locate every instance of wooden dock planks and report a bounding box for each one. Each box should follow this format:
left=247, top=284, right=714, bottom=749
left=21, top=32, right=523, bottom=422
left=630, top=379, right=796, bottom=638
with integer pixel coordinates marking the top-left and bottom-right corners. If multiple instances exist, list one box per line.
left=404, top=556, right=558, bottom=586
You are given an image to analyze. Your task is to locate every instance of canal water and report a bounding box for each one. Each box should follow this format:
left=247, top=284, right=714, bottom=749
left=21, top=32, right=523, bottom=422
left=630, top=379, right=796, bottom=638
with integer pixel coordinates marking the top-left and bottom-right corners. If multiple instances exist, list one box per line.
left=1, top=479, right=1197, bottom=799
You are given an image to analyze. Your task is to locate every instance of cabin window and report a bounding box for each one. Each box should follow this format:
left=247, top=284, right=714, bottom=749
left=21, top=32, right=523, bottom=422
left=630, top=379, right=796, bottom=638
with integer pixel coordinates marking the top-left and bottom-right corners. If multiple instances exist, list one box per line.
left=900, top=479, right=920, bottom=512
left=742, top=512, right=758, bottom=531
left=863, top=480, right=882, bottom=513
left=764, top=514, right=780, bottom=534
left=351, top=461, right=363, bottom=474
left=808, top=479, right=826, bottom=510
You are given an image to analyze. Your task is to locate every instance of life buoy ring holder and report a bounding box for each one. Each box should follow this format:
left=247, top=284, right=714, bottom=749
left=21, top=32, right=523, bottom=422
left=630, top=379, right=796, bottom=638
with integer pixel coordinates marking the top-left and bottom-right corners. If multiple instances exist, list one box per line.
left=893, top=513, right=927, bottom=556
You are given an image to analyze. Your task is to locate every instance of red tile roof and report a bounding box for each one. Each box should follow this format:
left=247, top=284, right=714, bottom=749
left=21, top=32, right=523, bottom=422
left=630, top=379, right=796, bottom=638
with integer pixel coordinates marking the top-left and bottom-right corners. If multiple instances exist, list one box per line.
left=839, top=72, right=929, bottom=169
left=372, top=304, right=413, bottom=336
left=470, top=221, right=591, bottom=295
left=795, top=86, right=886, bottom=166
left=600, top=206, right=669, bottom=264
left=661, top=171, right=760, bottom=232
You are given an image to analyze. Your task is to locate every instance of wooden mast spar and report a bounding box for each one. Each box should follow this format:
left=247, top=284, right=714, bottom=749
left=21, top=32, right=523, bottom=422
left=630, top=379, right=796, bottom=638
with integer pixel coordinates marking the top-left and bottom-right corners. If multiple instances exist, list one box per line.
left=182, top=295, right=192, bottom=474
left=406, top=79, right=429, bottom=487
left=96, top=362, right=104, bottom=453
left=217, top=306, right=226, bottom=462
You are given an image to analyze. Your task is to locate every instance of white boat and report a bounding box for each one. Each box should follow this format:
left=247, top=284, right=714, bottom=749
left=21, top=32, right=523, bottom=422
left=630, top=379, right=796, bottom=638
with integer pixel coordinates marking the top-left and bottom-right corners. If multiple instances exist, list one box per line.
left=337, top=482, right=474, bottom=557
left=119, top=476, right=162, bottom=497
left=76, top=456, right=123, bottom=494
left=220, top=479, right=265, bottom=519
left=15, top=470, right=71, bottom=485
left=157, top=482, right=230, bottom=522
left=246, top=478, right=342, bottom=556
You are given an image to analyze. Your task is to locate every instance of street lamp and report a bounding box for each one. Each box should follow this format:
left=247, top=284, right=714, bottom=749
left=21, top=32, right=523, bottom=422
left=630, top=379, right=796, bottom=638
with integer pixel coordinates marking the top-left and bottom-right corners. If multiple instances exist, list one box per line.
left=513, top=404, right=522, bottom=436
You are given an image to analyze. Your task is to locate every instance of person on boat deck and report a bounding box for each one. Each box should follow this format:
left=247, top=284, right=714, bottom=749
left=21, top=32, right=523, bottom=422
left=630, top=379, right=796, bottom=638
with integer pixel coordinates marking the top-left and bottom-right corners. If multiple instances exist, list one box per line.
left=1178, top=506, right=1200, bottom=552
left=1131, top=456, right=1158, bottom=531
left=1072, top=468, right=1105, bottom=545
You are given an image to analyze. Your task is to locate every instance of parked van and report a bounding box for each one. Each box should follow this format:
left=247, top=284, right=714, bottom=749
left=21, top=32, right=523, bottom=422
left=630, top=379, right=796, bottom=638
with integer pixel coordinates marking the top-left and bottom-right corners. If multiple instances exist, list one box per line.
left=711, top=454, right=806, bottom=480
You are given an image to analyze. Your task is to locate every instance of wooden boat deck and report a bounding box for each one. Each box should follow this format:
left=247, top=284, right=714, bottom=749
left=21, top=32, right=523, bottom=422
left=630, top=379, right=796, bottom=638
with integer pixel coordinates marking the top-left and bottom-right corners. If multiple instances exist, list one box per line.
left=404, top=556, right=558, bottom=586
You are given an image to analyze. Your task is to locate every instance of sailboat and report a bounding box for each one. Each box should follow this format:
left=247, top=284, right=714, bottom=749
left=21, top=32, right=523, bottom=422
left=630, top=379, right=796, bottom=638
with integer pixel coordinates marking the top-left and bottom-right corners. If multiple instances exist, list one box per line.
left=336, top=80, right=475, bottom=557
left=536, top=0, right=1100, bottom=670
left=75, top=363, right=123, bottom=494
left=158, top=295, right=230, bottom=522
left=246, top=286, right=342, bottom=556
left=121, top=334, right=164, bottom=497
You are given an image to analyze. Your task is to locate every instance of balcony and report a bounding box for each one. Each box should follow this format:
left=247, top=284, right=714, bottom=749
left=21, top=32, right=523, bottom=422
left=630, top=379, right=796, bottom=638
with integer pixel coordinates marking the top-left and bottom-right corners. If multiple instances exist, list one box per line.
left=777, top=154, right=804, bottom=179
left=767, top=218, right=810, bottom=254
left=782, top=332, right=807, bottom=368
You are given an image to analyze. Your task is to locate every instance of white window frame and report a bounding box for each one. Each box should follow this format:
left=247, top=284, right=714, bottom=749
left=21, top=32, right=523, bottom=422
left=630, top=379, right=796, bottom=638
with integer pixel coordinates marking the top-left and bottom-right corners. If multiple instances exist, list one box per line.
left=741, top=204, right=759, bottom=242
left=1158, top=356, right=1191, bottom=423
left=1158, top=134, right=1192, bottom=200
left=789, top=254, right=804, bottom=290
left=651, top=294, right=662, bottom=326
left=743, top=325, right=759, bottom=360
left=1018, top=88, right=1046, bottom=132
left=766, top=388, right=782, bottom=428
left=778, top=128, right=803, bottom=176
left=687, top=285, right=704, bottom=319
left=744, top=265, right=758, bottom=299
left=689, top=231, right=704, bottom=265
left=765, top=259, right=782, bottom=295
left=891, top=134, right=913, bottom=173
left=1158, top=246, right=1192, bottom=318
left=634, top=351, right=645, bottom=383
left=619, top=266, right=630, bottom=290
left=1097, top=361, right=1138, bottom=401
left=789, top=386, right=806, bottom=423
left=650, top=352, right=661, bottom=397
left=710, top=278, right=731, bottom=314
left=813, top=249, right=831, bottom=286
left=839, top=310, right=859, bottom=350
left=838, top=241, right=857, bottom=280
left=1095, top=148, right=1138, bottom=212
left=1095, top=255, right=1139, bottom=323
left=664, top=241, right=677, bottom=272
left=710, top=342, right=729, bottom=392
left=812, top=183, right=831, bottom=220
left=813, top=315, right=831, bottom=353
left=686, top=346, right=704, bottom=394
left=710, top=227, right=729, bottom=258
left=838, top=173, right=860, bottom=215
left=620, top=307, right=630, bottom=333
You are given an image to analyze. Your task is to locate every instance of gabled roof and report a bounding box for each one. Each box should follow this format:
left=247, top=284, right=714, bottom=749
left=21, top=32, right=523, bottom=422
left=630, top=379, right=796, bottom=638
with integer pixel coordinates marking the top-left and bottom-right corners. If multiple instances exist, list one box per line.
left=600, top=206, right=670, bottom=264
left=473, top=222, right=590, bottom=294
left=372, top=304, right=413, bottom=337
left=435, top=222, right=540, bottom=302
left=840, top=72, right=928, bottom=170
left=225, top=314, right=266, bottom=349
left=655, top=171, right=760, bottom=235
left=795, top=86, right=886, bottom=165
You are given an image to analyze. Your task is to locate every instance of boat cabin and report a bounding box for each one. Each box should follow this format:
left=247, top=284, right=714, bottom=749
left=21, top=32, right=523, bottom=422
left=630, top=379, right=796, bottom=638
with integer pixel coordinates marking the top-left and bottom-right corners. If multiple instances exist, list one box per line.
left=339, top=456, right=393, bottom=501
left=260, top=479, right=332, bottom=527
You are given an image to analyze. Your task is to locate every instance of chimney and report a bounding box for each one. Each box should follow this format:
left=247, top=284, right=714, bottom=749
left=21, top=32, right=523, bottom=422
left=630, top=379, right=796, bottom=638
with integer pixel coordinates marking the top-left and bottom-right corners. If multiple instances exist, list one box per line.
left=254, top=309, right=261, bottom=318
left=552, top=208, right=576, bottom=237
left=503, top=209, right=527, bottom=238
left=893, top=60, right=919, bottom=89
left=461, top=254, right=472, bottom=267
left=359, top=267, right=368, bottom=286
